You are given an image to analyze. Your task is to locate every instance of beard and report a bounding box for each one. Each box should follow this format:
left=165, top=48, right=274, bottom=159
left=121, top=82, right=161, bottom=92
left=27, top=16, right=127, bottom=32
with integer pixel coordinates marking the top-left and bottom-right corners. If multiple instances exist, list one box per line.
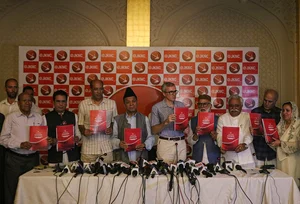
left=7, top=91, right=17, bottom=99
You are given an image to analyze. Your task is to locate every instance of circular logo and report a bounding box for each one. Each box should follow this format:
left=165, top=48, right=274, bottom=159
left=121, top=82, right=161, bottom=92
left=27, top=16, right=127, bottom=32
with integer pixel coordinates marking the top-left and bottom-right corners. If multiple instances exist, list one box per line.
left=119, top=51, right=130, bottom=61
left=150, top=75, right=161, bottom=85
left=56, top=74, right=67, bottom=84
left=26, top=50, right=37, bottom=60
left=26, top=74, right=36, bottom=84
left=57, top=50, right=67, bottom=61
left=229, top=63, right=240, bottom=73
left=118, top=74, right=130, bottom=84
left=102, top=62, right=114, bottom=73
left=87, top=74, right=98, bottom=84
left=103, top=86, right=114, bottom=96
left=41, top=85, right=51, bottom=96
left=197, top=86, right=208, bottom=95
left=134, top=63, right=146, bottom=73
left=213, top=51, right=224, bottom=61
left=150, top=51, right=161, bottom=61
left=72, top=62, right=83, bottom=72
left=245, top=51, right=256, bottom=62
left=245, top=75, right=256, bottom=85
left=71, top=86, right=82, bottom=96
left=182, top=75, right=193, bottom=85
left=198, top=63, right=209, bottom=73
left=182, top=51, right=193, bottom=61
left=41, top=62, right=52, bottom=72
left=166, top=63, right=177, bottom=73
left=213, top=75, right=224, bottom=85
left=183, top=98, right=193, bottom=108
left=88, top=50, right=99, bottom=61
left=245, top=98, right=255, bottom=109
left=42, top=109, right=50, bottom=115
left=229, top=87, right=240, bottom=95
left=213, top=98, right=224, bottom=109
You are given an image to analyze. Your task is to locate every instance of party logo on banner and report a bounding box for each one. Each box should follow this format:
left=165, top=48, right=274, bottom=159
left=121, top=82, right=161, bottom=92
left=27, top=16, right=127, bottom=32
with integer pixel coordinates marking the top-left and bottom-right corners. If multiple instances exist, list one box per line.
left=87, top=50, right=99, bottom=61
left=39, top=50, right=54, bottom=61
left=179, top=86, right=194, bottom=97
left=69, top=73, right=85, bottom=85
left=132, top=50, right=148, bottom=62
left=132, top=74, right=147, bottom=85
left=243, top=63, right=258, bottom=74
left=227, top=74, right=242, bottom=86
left=195, top=74, right=211, bottom=86
left=100, top=74, right=116, bottom=85
left=150, top=51, right=162, bottom=61
left=85, top=62, right=100, bottom=73
left=195, top=50, right=211, bottom=62
left=134, top=63, right=146, bottom=73
left=164, top=50, right=179, bottom=62
left=54, top=62, right=69, bottom=73
left=38, top=96, right=53, bottom=108
left=242, top=86, right=258, bottom=97
left=149, top=74, right=162, bottom=85
left=71, top=62, right=83, bottom=73
left=227, top=51, right=243, bottom=62
left=24, top=61, right=39, bottom=73
left=116, top=62, right=132, bottom=73
left=211, top=63, right=227, bottom=74
left=164, top=74, right=179, bottom=85
left=70, top=50, right=85, bottom=61
left=101, top=50, right=116, bottom=61
left=39, top=73, right=54, bottom=84
left=148, top=62, right=163, bottom=74
left=228, top=86, right=241, bottom=95
left=211, top=86, right=226, bottom=97
left=179, top=62, right=195, bottom=74
left=182, top=51, right=193, bottom=61
left=86, top=74, right=99, bottom=84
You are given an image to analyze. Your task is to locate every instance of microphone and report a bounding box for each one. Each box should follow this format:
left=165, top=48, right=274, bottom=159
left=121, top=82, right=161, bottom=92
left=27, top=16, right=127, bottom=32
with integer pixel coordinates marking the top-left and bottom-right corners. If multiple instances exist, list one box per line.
left=206, top=163, right=216, bottom=175
left=235, top=165, right=247, bottom=174
left=121, top=163, right=131, bottom=175
left=150, top=167, right=158, bottom=178
left=168, top=164, right=177, bottom=191
left=177, top=161, right=184, bottom=177
left=59, top=165, right=70, bottom=177
left=73, top=161, right=84, bottom=178
left=96, top=153, right=107, bottom=162
left=53, top=163, right=63, bottom=173
left=131, top=167, right=139, bottom=177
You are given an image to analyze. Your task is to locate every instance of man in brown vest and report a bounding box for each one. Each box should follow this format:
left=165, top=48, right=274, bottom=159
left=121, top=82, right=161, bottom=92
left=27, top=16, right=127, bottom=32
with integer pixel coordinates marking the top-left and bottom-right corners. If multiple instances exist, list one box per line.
left=111, top=87, right=154, bottom=163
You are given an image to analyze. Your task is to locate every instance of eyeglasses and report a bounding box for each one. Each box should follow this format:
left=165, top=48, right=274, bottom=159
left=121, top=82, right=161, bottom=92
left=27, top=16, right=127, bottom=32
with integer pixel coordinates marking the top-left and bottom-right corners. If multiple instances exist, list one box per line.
left=197, top=102, right=210, bottom=107
left=264, top=99, right=274, bottom=103
left=164, top=90, right=178, bottom=95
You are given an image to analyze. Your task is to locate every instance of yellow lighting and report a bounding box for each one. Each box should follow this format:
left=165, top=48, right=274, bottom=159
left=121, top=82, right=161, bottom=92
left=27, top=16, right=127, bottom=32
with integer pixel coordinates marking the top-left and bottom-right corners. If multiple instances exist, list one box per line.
left=127, top=0, right=150, bottom=47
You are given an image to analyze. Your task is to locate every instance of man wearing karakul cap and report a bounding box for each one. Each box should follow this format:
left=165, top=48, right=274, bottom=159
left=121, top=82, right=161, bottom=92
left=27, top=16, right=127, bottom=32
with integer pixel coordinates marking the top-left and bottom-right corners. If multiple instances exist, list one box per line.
left=111, top=87, right=155, bottom=163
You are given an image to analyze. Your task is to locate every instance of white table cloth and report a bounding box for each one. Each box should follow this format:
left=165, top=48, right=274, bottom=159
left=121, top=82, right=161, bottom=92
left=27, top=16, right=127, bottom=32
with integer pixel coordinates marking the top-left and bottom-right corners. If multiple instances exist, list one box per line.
left=15, top=168, right=300, bottom=204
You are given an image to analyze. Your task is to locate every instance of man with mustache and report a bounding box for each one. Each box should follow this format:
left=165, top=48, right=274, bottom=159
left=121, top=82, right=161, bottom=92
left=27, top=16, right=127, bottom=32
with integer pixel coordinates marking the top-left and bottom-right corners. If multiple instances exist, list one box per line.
left=216, top=95, right=255, bottom=168
left=186, top=94, right=220, bottom=164
left=0, top=78, right=19, bottom=116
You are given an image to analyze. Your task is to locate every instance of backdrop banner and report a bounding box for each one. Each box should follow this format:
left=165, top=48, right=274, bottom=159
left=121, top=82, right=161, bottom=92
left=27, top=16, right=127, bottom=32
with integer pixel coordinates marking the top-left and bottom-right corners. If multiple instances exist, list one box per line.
left=19, top=46, right=259, bottom=117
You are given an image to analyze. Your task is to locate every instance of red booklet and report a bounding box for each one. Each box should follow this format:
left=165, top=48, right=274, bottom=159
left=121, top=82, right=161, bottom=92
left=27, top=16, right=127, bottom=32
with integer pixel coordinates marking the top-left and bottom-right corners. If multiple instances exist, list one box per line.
left=262, top=118, right=279, bottom=143
left=174, top=107, right=189, bottom=131
left=249, top=113, right=263, bottom=136
left=197, top=112, right=214, bottom=135
left=29, top=126, right=48, bottom=151
left=90, top=110, right=106, bottom=134
left=56, top=124, right=75, bottom=151
left=222, top=126, right=239, bottom=151
left=124, top=128, right=141, bottom=152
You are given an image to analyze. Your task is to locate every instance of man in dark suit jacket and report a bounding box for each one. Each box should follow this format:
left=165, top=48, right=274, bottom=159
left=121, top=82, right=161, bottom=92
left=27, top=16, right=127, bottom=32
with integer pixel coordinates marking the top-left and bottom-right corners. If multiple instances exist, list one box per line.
left=0, top=113, right=5, bottom=204
left=44, top=90, right=81, bottom=164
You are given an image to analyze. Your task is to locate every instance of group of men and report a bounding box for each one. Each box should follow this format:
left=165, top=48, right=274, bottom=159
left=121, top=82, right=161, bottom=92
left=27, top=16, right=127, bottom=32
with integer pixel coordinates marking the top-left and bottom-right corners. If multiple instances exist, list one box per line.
left=0, top=78, right=281, bottom=204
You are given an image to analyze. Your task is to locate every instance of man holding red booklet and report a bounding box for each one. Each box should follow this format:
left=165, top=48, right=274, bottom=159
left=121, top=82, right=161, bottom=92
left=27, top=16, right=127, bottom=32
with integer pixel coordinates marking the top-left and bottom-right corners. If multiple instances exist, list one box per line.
left=43, top=90, right=81, bottom=165
left=186, top=94, right=220, bottom=164
left=216, top=95, right=255, bottom=168
left=111, top=87, right=154, bottom=163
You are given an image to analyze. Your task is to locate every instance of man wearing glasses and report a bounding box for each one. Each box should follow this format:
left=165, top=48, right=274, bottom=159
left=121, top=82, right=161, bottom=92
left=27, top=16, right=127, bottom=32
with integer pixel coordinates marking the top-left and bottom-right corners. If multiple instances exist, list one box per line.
left=78, top=79, right=118, bottom=163
left=251, top=89, right=281, bottom=167
left=151, top=82, right=186, bottom=164
left=186, top=94, right=220, bottom=164
left=43, top=90, right=81, bottom=165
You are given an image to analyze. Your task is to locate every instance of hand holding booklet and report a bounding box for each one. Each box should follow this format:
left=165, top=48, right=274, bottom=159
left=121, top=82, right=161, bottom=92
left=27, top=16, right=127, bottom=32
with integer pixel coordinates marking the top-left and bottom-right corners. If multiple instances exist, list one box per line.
left=222, top=126, right=239, bottom=151
left=124, top=128, right=141, bottom=152
left=197, top=112, right=214, bottom=135
left=249, top=113, right=263, bottom=136
left=90, top=110, right=107, bottom=134
left=29, top=126, right=48, bottom=151
left=174, top=107, right=189, bottom=131
left=261, top=118, right=279, bottom=143
left=56, top=124, right=75, bottom=151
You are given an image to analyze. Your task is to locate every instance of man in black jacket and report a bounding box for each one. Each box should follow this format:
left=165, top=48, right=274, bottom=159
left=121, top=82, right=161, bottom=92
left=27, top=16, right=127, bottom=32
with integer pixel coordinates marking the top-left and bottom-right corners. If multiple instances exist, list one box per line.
left=44, top=90, right=81, bottom=164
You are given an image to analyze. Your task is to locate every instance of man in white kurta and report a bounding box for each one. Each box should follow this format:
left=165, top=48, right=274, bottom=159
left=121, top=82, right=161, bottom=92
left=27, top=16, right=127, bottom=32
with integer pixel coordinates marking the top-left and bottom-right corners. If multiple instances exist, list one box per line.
left=216, top=95, right=255, bottom=168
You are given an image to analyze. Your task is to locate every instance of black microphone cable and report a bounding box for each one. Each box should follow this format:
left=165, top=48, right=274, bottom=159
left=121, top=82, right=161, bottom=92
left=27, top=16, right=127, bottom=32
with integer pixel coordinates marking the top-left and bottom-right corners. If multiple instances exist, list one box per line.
left=110, top=175, right=129, bottom=204
left=260, top=174, right=268, bottom=204
left=76, top=173, right=84, bottom=204
left=227, top=174, right=253, bottom=204
left=53, top=172, right=59, bottom=204
left=57, top=176, right=75, bottom=204
left=269, top=174, right=282, bottom=204
left=95, top=174, right=107, bottom=204
left=108, top=174, right=118, bottom=204
left=121, top=175, right=129, bottom=204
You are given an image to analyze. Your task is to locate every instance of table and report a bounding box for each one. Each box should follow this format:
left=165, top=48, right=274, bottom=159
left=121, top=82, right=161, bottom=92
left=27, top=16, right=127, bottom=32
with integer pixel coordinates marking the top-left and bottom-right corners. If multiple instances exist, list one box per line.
left=15, top=168, right=300, bottom=204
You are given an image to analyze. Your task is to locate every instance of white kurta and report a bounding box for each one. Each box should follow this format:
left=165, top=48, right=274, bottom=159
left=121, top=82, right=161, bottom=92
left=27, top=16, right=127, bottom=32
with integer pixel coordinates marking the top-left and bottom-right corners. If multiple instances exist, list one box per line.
left=217, top=112, right=255, bottom=168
